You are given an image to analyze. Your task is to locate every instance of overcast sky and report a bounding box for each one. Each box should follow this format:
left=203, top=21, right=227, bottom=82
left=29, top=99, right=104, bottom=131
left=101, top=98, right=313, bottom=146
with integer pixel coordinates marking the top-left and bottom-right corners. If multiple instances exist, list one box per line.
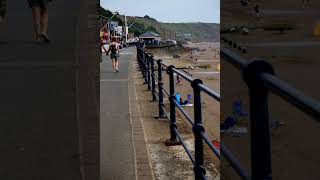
left=101, top=0, right=220, bottom=23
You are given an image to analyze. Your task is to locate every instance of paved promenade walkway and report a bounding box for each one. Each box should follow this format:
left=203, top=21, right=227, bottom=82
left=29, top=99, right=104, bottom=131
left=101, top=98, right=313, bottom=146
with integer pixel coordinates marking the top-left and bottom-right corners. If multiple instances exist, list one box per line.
left=0, top=1, right=99, bottom=179
left=100, top=47, right=154, bottom=180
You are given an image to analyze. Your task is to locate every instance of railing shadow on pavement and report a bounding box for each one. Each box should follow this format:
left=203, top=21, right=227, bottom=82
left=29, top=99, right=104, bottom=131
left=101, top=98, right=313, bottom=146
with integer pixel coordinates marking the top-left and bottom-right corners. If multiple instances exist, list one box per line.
left=136, top=39, right=320, bottom=180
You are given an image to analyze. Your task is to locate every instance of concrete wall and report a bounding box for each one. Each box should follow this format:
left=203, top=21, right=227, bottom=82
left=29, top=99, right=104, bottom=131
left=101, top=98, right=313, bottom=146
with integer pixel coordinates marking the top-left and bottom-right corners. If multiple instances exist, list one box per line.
left=77, top=0, right=100, bottom=179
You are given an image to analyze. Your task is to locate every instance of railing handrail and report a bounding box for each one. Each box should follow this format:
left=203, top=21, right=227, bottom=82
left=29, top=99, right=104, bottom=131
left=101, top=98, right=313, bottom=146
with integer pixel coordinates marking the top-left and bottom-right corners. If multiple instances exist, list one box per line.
left=221, top=36, right=320, bottom=180
left=138, top=39, right=320, bottom=180
left=136, top=45, right=221, bottom=180
left=221, top=46, right=320, bottom=120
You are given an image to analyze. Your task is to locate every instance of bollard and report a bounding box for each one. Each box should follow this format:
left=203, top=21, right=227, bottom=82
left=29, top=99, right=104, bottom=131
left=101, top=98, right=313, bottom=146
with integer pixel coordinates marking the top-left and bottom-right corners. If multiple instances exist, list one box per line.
left=243, top=60, right=274, bottom=180
left=150, top=55, right=156, bottom=101
left=165, top=65, right=180, bottom=146
left=191, top=79, right=206, bottom=179
left=157, top=60, right=165, bottom=118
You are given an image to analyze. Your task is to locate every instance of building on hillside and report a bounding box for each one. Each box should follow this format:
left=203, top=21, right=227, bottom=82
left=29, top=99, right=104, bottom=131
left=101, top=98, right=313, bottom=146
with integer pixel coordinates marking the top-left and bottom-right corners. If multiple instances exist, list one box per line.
left=139, top=31, right=161, bottom=44
left=109, top=21, right=118, bottom=32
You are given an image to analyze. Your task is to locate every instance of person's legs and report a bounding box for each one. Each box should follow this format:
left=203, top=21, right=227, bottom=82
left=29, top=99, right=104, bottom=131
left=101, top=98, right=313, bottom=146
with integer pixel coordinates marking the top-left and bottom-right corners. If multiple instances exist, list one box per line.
left=0, top=5, right=4, bottom=24
left=0, top=0, right=6, bottom=23
left=115, top=59, right=119, bottom=72
left=31, top=6, right=41, bottom=41
left=40, top=7, right=48, bottom=37
left=112, top=59, right=116, bottom=71
left=302, top=0, right=308, bottom=8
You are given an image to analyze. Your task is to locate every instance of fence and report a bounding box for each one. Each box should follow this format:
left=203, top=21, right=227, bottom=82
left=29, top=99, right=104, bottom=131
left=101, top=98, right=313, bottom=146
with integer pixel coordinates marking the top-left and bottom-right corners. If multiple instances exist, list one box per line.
left=137, top=41, right=320, bottom=180
left=137, top=46, right=220, bottom=179
left=220, top=37, right=320, bottom=180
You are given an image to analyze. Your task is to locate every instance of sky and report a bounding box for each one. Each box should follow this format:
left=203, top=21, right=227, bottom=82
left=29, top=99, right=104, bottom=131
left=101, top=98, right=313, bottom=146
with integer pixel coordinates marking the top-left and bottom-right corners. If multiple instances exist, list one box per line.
left=101, top=0, right=220, bottom=23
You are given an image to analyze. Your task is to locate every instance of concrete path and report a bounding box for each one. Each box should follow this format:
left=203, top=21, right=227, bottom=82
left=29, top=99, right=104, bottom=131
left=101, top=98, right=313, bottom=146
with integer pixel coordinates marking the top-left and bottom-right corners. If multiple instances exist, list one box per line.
left=0, top=1, right=99, bottom=180
left=100, top=47, right=136, bottom=179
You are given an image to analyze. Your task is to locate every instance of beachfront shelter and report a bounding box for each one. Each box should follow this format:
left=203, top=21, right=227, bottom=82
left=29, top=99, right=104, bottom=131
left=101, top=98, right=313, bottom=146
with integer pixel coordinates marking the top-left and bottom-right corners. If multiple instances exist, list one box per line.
left=139, top=31, right=161, bottom=44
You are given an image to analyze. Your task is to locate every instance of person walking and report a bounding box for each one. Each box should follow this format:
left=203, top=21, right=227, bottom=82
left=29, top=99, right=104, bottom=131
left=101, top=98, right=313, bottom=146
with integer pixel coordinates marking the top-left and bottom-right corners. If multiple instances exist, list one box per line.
left=28, top=0, right=51, bottom=43
left=0, top=0, right=6, bottom=24
left=100, top=30, right=108, bottom=52
left=107, top=37, right=120, bottom=72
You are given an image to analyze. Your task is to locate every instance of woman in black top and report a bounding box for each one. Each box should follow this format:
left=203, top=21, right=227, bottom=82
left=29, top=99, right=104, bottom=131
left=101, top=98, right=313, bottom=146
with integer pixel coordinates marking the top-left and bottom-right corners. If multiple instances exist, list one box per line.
left=107, top=37, right=120, bottom=72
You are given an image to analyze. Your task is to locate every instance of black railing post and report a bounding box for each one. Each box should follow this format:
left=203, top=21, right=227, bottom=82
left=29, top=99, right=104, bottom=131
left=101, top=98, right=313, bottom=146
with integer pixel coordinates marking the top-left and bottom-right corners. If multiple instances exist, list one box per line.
left=157, top=59, right=165, bottom=118
left=150, top=55, right=156, bottom=101
left=165, top=65, right=180, bottom=146
left=142, top=50, right=148, bottom=84
left=243, top=60, right=274, bottom=180
left=191, top=79, right=206, bottom=180
left=137, top=46, right=141, bottom=70
left=147, top=54, right=151, bottom=91
left=136, top=46, right=139, bottom=63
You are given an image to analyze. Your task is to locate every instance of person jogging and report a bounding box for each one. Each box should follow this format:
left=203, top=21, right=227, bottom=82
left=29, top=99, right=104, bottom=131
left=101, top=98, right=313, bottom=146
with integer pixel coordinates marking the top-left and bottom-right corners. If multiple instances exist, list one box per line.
left=107, top=37, right=120, bottom=72
left=28, top=0, right=51, bottom=43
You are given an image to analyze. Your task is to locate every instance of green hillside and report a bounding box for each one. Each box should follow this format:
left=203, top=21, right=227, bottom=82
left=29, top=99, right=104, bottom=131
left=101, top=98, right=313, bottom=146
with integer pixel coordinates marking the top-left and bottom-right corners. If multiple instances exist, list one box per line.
left=100, top=7, right=219, bottom=42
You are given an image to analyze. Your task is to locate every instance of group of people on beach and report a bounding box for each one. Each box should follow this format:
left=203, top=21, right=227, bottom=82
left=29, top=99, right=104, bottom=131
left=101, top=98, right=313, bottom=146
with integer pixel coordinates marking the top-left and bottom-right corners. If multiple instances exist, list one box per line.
left=0, top=0, right=50, bottom=43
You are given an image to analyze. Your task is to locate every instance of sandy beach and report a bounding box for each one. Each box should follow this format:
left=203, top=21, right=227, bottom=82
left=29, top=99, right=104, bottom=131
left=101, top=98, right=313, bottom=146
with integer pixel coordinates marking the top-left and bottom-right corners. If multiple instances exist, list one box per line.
left=146, top=42, right=221, bottom=174
left=221, top=0, right=320, bottom=179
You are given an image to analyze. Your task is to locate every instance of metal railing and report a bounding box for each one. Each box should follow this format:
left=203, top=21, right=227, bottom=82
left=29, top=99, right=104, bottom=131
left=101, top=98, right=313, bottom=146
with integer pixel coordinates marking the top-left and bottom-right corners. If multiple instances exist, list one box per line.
left=137, top=41, right=320, bottom=180
left=220, top=37, right=320, bottom=180
left=137, top=46, right=220, bottom=179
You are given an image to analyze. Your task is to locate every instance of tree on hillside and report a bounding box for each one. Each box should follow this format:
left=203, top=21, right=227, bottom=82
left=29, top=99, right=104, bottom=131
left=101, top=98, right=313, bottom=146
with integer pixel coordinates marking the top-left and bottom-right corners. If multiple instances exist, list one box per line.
left=145, top=26, right=159, bottom=34
left=143, top=15, right=157, bottom=22
left=99, top=6, right=124, bottom=26
left=129, top=22, right=145, bottom=36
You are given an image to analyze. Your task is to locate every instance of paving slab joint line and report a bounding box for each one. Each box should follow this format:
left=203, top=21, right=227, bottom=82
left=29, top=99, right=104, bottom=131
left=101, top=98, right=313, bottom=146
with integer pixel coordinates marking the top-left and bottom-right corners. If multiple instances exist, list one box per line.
left=129, top=55, right=155, bottom=180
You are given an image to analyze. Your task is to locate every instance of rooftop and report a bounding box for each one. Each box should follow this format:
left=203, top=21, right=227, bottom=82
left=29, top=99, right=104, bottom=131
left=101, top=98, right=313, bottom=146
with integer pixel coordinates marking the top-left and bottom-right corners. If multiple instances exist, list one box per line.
left=139, top=31, right=161, bottom=38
